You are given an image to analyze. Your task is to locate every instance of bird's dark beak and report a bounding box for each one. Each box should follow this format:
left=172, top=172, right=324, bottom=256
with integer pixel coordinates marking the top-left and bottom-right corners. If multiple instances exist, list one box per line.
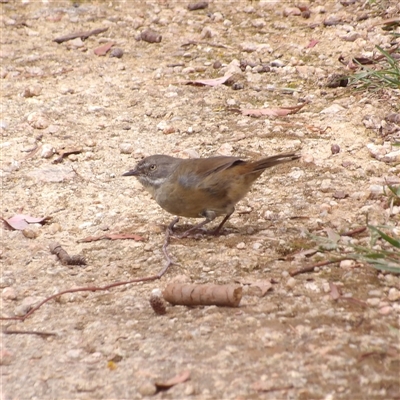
left=122, top=168, right=139, bottom=177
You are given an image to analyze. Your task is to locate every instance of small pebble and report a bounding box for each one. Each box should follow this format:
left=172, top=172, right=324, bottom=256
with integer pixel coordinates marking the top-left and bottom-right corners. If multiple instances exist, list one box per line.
left=237, top=242, right=246, bottom=250
left=213, top=60, right=222, bottom=69
left=27, top=112, right=50, bottom=129
left=110, top=48, right=123, bottom=58
left=188, top=1, right=208, bottom=11
left=367, top=298, right=380, bottom=307
left=379, top=306, right=392, bottom=315
left=388, top=288, right=400, bottom=301
left=22, top=227, right=40, bottom=239
left=22, top=84, right=42, bottom=98
left=270, top=59, right=285, bottom=68
left=232, top=82, right=244, bottom=90
left=119, top=143, right=133, bottom=154
left=140, top=29, right=162, bottom=43
left=319, top=203, right=331, bottom=212
left=339, top=260, right=356, bottom=268
left=331, top=144, right=340, bottom=154
left=0, top=349, right=13, bottom=365
left=40, top=144, right=55, bottom=159
left=368, top=289, right=382, bottom=297
left=138, top=382, right=157, bottom=396
left=2, top=287, right=17, bottom=300
left=286, top=277, right=297, bottom=289
left=320, top=179, right=331, bottom=192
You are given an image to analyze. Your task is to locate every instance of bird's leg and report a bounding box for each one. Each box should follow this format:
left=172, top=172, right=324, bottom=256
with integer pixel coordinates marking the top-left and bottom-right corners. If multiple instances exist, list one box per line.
left=162, top=217, right=180, bottom=267
left=211, top=210, right=234, bottom=235
left=174, top=210, right=235, bottom=238
left=174, top=211, right=217, bottom=238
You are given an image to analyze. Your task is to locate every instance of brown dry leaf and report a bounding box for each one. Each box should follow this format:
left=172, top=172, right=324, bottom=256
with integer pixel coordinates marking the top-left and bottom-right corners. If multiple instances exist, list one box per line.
left=53, top=147, right=83, bottom=164
left=94, top=42, right=115, bottom=56
left=240, top=103, right=306, bottom=117
left=307, top=39, right=319, bottom=48
left=155, top=370, right=191, bottom=390
left=2, top=214, right=51, bottom=230
left=329, top=282, right=341, bottom=300
left=77, top=233, right=145, bottom=243
left=186, top=74, right=232, bottom=87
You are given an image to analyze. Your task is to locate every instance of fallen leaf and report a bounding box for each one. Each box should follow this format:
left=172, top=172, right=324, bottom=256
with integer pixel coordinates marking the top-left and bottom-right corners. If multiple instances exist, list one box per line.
left=306, top=39, right=319, bottom=48
left=53, top=147, right=83, bottom=164
left=186, top=74, right=232, bottom=87
left=94, top=42, right=115, bottom=56
left=2, top=214, right=51, bottom=230
left=155, top=370, right=191, bottom=390
left=239, top=103, right=306, bottom=117
left=77, top=233, right=145, bottom=243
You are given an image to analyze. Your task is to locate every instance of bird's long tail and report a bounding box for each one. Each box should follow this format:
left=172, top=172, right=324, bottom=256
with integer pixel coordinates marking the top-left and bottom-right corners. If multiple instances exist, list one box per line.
left=250, top=152, right=300, bottom=172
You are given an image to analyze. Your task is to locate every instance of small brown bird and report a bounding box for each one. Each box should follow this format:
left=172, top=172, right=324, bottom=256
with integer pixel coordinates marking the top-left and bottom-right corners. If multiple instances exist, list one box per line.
left=123, top=152, right=300, bottom=236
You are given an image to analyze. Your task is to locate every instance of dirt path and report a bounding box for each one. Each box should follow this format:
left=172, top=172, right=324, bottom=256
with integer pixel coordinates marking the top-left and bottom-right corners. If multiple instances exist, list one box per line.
left=1, top=1, right=399, bottom=399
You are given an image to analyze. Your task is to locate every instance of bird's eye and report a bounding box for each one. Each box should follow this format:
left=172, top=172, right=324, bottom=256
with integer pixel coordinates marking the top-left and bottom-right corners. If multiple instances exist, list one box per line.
left=149, top=164, right=157, bottom=171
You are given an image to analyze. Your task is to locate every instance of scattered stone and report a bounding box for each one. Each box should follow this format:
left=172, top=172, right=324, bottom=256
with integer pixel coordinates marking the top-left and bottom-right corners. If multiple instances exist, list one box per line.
left=340, top=260, right=357, bottom=268
left=252, top=18, right=266, bottom=28
left=119, top=143, right=133, bottom=154
left=40, top=144, right=56, bottom=158
left=138, top=381, right=157, bottom=396
left=14, top=296, right=42, bottom=316
left=320, top=104, right=345, bottom=114
left=333, top=191, right=348, bottom=199
left=110, top=47, right=123, bottom=58
left=232, top=82, right=244, bottom=90
left=320, top=179, right=331, bottom=192
left=140, top=29, right=162, bottom=43
left=68, top=37, right=85, bottom=49
left=200, top=26, right=214, bottom=39
left=368, top=184, right=384, bottom=198
left=331, top=144, right=340, bottom=154
left=213, top=60, right=222, bottom=69
left=379, top=306, right=392, bottom=315
left=237, top=242, right=246, bottom=250
left=27, top=112, right=50, bottom=129
left=217, top=143, right=233, bottom=156
left=187, top=1, right=208, bottom=11
left=22, top=84, right=42, bottom=98
left=2, top=287, right=17, bottom=300
left=283, top=7, right=301, bottom=17
left=382, top=149, right=400, bottom=163
left=270, top=59, right=285, bottom=68
left=0, top=348, right=13, bottom=365
left=22, top=226, right=40, bottom=239
left=0, top=274, right=15, bottom=288
left=367, top=298, right=380, bottom=307
left=323, top=16, right=341, bottom=26
left=388, top=288, right=400, bottom=302
left=286, top=277, right=297, bottom=289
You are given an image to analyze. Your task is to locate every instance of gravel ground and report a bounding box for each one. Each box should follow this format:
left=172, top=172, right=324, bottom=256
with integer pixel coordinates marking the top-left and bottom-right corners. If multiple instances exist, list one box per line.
left=1, top=1, right=399, bottom=399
